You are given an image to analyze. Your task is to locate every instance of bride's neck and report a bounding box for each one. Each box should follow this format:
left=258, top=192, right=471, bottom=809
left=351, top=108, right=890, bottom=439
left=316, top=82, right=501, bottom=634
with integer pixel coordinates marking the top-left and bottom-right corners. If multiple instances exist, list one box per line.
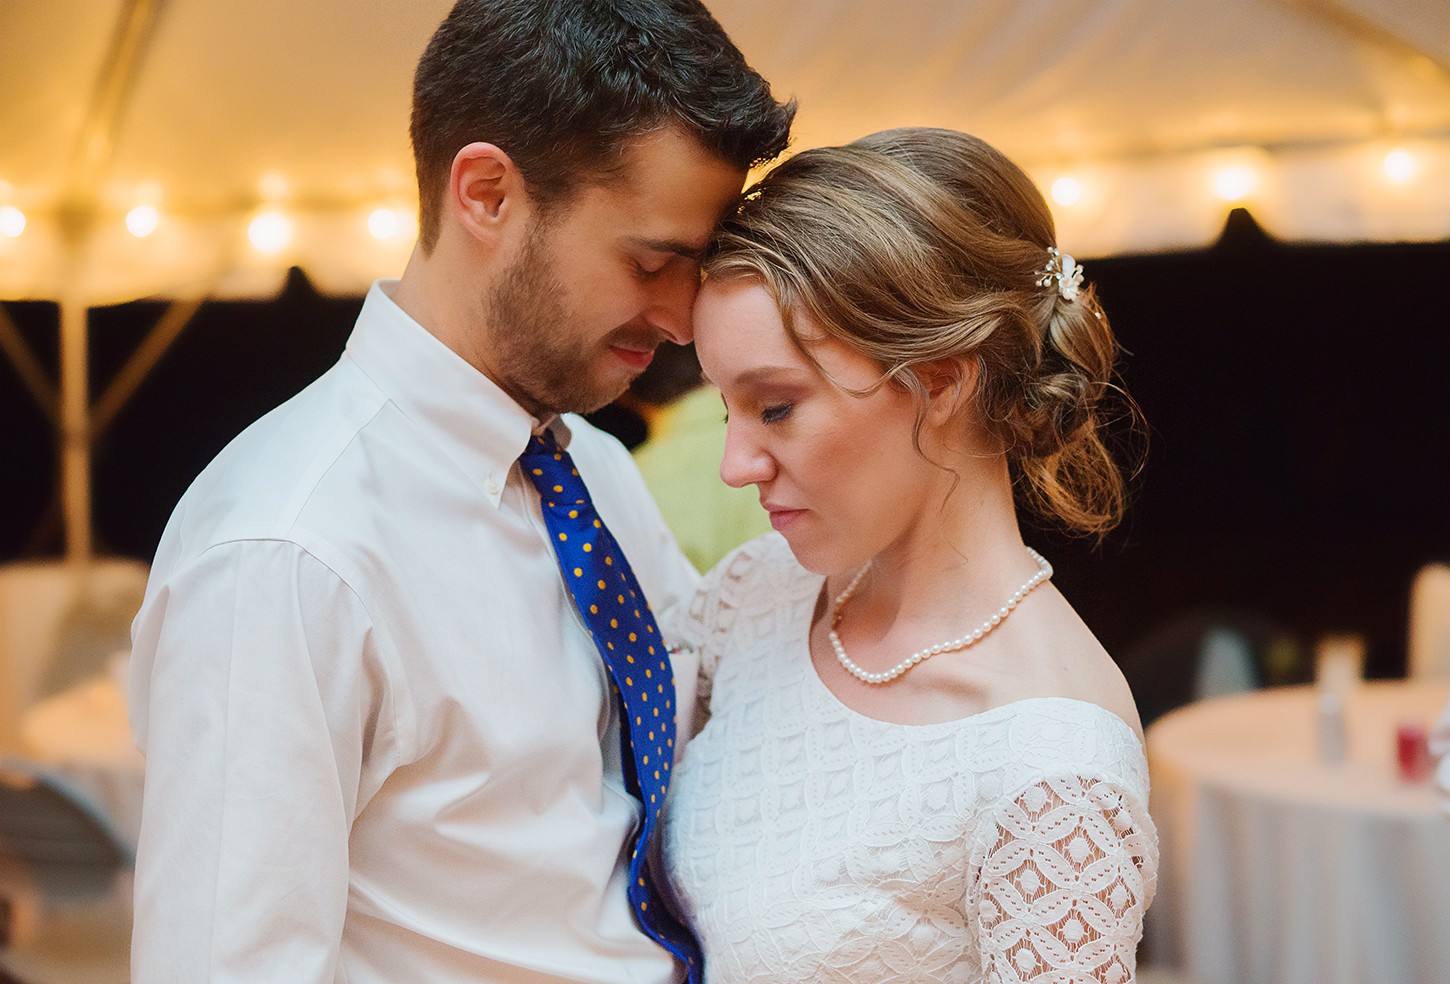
left=837, top=452, right=1031, bottom=634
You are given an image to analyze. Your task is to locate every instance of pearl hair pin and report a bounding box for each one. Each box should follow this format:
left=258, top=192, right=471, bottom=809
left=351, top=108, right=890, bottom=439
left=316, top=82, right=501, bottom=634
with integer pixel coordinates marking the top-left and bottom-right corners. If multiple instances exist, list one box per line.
left=828, top=548, right=1054, bottom=685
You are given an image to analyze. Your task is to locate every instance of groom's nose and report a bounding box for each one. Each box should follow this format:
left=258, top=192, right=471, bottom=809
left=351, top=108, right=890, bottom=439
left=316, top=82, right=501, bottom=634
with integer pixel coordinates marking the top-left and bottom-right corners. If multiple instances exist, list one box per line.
left=643, top=261, right=702, bottom=345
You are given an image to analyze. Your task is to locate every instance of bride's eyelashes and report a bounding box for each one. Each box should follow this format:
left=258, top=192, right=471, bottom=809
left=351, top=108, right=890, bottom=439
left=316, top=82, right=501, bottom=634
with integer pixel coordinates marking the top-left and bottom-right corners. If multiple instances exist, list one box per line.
left=761, top=403, right=794, bottom=424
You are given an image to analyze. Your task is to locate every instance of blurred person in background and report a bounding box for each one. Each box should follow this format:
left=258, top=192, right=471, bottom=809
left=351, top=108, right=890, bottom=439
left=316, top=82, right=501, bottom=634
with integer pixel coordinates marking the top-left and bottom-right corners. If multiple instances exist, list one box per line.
left=630, top=343, right=772, bottom=572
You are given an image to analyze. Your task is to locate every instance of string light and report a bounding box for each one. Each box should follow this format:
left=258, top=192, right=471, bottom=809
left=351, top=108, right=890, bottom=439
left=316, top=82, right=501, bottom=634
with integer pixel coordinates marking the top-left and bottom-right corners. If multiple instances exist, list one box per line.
left=1384, top=149, right=1413, bottom=182
left=248, top=210, right=291, bottom=253
left=368, top=208, right=399, bottom=240
left=126, top=204, right=160, bottom=237
left=1214, top=165, right=1256, bottom=202
left=1051, top=176, right=1081, bottom=206
left=0, top=206, right=24, bottom=238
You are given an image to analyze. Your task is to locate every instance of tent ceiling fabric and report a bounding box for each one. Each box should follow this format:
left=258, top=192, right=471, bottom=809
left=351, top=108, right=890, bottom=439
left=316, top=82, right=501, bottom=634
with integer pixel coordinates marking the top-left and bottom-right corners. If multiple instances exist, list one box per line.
left=0, top=0, right=1447, bottom=305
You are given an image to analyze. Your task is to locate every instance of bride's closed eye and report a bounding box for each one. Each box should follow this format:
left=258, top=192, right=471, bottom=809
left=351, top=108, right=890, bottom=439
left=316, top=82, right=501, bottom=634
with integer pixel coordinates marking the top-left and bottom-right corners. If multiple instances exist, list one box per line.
left=761, top=403, right=794, bottom=424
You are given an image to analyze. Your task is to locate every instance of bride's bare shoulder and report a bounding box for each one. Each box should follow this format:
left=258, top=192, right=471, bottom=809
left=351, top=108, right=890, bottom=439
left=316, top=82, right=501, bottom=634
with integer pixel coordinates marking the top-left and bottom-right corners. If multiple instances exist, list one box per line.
left=1009, top=587, right=1144, bottom=742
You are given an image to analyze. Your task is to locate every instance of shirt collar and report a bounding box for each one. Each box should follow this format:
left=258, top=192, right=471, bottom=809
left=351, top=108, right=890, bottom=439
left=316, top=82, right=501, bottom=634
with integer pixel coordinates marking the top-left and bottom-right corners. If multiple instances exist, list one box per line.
left=345, top=280, right=572, bottom=508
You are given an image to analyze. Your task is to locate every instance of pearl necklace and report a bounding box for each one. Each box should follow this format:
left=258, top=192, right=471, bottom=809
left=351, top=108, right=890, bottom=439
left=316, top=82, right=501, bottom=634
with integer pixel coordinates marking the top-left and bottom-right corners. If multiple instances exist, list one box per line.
left=828, top=548, right=1053, bottom=685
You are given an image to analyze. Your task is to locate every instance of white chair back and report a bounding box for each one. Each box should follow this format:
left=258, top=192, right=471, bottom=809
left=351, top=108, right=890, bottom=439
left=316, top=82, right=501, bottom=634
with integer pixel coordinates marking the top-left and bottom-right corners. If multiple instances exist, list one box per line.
left=0, top=560, right=149, bottom=753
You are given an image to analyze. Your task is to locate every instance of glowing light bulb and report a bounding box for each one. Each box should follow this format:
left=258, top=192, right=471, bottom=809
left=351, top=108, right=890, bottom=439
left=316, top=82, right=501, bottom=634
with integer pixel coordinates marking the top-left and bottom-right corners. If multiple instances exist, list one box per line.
left=0, top=206, right=25, bottom=238
left=248, top=210, right=291, bottom=253
left=1214, top=165, right=1255, bottom=202
left=1384, top=149, right=1413, bottom=182
left=1051, top=177, right=1081, bottom=206
left=126, top=204, right=159, bottom=237
left=368, top=208, right=399, bottom=240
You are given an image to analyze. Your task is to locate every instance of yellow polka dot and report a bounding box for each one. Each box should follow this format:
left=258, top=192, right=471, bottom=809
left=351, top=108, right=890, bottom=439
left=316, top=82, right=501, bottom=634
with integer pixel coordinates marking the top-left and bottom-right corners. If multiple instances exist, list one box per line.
left=625, top=678, right=632, bottom=686
left=647, top=626, right=654, bottom=634
left=641, top=692, right=648, bottom=701
left=658, top=684, right=664, bottom=693
left=598, top=580, right=607, bottom=589
left=645, top=669, right=652, bottom=678
left=610, top=618, right=618, bottom=628
left=618, top=595, right=625, bottom=604
left=637, top=716, right=642, bottom=725
left=629, top=633, right=637, bottom=642
left=583, top=543, right=592, bottom=552
left=648, top=731, right=654, bottom=740
left=626, top=654, right=634, bottom=663
left=653, top=708, right=659, bottom=717
left=554, top=454, right=562, bottom=461
left=665, top=699, right=671, bottom=708
left=531, top=468, right=543, bottom=476
left=604, top=557, right=612, bottom=565
left=667, top=738, right=673, bottom=747
left=649, top=795, right=655, bottom=804
left=664, top=761, right=669, bottom=770
left=571, top=468, right=578, bottom=476
left=573, top=568, right=582, bottom=577
left=607, top=642, right=614, bottom=650
left=654, top=771, right=660, bottom=779
left=553, top=485, right=563, bottom=493
left=634, top=609, right=641, bottom=618
left=558, top=532, right=567, bottom=541
left=648, top=646, right=655, bottom=654
left=593, top=519, right=602, bottom=528
left=590, top=604, right=598, bottom=613
left=643, top=755, right=649, bottom=764
left=569, top=510, right=578, bottom=518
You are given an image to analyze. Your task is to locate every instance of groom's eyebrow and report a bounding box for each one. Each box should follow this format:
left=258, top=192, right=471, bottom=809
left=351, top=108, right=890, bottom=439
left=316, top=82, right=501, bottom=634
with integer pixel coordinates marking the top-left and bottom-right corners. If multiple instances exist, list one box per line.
left=628, top=235, right=707, bottom=260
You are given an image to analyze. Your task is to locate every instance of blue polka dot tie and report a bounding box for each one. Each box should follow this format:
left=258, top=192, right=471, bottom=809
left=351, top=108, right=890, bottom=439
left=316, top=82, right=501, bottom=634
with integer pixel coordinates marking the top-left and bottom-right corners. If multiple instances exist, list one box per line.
left=520, top=430, right=703, bottom=983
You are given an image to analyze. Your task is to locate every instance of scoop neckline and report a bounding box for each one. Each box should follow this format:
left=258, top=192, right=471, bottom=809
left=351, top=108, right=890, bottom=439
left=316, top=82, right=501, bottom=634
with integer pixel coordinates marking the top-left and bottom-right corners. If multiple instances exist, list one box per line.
left=793, top=569, right=1142, bottom=743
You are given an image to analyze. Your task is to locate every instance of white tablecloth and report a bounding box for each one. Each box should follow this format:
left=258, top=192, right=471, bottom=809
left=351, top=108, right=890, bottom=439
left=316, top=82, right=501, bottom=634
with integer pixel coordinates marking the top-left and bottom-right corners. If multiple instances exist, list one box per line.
left=1145, top=681, right=1450, bottom=984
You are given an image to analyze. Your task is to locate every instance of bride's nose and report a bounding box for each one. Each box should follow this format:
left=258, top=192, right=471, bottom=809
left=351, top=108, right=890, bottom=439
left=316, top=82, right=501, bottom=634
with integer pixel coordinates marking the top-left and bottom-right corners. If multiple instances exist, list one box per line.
left=719, top=420, right=774, bottom=489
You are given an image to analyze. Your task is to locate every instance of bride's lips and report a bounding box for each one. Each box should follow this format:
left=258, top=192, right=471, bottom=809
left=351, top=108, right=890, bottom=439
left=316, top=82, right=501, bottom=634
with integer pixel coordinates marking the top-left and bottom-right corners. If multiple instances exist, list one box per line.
left=763, top=503, right=806, bottom=531
left=611, top=345, right=655, bottom=370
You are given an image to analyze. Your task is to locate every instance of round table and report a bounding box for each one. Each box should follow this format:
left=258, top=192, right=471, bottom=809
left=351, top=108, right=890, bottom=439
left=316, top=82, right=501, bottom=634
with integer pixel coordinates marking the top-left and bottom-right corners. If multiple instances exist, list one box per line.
left=1145, top=680, right=1450, bottom=984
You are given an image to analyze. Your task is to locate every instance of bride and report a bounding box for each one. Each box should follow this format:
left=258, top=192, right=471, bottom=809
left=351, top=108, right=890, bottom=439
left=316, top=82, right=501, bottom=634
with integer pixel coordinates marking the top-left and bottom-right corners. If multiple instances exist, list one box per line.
left=660, top=128, right=1157, bottom=983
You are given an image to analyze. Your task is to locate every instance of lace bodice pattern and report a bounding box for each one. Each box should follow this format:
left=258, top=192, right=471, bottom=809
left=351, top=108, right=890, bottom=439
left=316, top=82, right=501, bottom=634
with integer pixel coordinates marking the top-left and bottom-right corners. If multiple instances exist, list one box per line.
left=661, top=534, right=1157, bottom=983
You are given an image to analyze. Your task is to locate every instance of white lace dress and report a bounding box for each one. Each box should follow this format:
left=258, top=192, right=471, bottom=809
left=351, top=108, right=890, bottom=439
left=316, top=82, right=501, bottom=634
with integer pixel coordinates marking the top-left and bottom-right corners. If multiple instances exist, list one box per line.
left=660, top=534, right=1157, bottom=984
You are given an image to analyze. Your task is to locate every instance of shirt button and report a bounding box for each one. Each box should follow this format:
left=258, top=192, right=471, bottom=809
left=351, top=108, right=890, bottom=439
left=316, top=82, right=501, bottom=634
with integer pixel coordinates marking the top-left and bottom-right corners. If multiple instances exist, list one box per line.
left=485, top=476, right=502, bottom=496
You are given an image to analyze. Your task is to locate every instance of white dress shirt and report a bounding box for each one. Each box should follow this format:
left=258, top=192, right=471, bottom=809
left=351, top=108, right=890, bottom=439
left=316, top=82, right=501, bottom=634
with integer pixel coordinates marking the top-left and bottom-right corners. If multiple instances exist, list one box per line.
left=129, top=281, right=700, bottom=984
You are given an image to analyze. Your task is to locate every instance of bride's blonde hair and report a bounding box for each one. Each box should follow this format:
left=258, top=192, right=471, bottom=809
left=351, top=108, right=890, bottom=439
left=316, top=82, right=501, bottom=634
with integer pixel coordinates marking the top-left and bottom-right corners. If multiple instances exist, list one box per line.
left=704, top=127, right=1138, bottom=537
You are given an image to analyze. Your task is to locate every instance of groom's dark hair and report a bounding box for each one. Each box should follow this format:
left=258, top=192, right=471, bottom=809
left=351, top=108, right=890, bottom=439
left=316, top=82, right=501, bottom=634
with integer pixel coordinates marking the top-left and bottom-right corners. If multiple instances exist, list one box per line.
left=411, top=0, right=795, bottom=252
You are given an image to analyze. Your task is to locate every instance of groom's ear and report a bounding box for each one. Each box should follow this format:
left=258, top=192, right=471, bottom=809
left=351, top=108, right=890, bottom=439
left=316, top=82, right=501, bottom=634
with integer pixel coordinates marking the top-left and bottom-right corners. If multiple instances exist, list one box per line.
left=449, top=142, right=529, bottom=248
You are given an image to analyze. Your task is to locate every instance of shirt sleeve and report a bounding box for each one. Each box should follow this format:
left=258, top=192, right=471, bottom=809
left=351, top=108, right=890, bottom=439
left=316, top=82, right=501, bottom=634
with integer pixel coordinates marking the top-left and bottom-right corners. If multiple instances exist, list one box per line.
left=129, top=537, right=396, bottom=983
left=974, top=774, right=1157, bottom=984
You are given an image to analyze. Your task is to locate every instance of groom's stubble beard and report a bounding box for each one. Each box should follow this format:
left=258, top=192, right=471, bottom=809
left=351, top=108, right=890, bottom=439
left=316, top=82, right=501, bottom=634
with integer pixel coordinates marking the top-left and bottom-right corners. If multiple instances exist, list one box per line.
left=485, top=221, right=655, bottom=418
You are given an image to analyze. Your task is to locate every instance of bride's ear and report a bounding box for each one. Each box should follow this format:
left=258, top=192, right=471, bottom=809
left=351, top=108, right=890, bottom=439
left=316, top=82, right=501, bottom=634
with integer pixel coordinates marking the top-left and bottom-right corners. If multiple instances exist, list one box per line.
left=922, top=356, right=978, bottom=427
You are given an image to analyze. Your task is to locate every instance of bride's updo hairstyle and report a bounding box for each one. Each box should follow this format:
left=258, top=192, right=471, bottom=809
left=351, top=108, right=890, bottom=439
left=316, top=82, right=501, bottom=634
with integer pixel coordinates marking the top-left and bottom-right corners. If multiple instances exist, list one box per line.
left=704, top=127, right=1134, bottom=536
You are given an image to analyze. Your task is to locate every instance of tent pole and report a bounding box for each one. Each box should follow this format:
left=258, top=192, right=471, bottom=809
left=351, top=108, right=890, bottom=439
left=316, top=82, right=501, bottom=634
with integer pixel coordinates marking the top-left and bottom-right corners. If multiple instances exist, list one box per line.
left=59, top=295, right=92, bottom=569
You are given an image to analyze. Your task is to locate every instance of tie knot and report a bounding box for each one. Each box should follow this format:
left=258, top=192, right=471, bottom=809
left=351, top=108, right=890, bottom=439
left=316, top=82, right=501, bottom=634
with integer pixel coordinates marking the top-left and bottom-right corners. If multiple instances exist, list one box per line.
left=524, top=430, right=560, bottom=456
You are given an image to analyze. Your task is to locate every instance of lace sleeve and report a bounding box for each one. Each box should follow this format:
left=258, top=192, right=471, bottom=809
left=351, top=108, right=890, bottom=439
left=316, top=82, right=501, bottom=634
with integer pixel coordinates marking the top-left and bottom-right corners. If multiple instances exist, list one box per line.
left=976, top=775, right=1157, bottom=984
left=676, top=536, right=780, bottom=739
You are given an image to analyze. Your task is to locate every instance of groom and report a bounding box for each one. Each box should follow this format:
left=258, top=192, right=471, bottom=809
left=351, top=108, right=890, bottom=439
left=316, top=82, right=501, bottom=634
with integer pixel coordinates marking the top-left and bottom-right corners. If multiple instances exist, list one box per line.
left=127, top=2, right=792, bottom=981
